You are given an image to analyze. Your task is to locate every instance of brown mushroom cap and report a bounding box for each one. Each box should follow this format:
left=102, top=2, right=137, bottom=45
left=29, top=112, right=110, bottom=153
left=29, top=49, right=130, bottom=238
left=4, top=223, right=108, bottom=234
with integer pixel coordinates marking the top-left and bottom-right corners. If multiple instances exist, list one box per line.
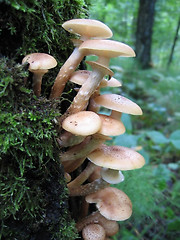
left=22, top=53, right=57, bottom=72
left=94, top=94, right=143, bottom=115
left=62, top=19, right=113, bottom=39
left=98, top=114, right=125, bottom=136
left=85, top=187, right=132, bottom=221
left=62, top=111, right=102, bottom=136
left=82, top=223, right=106, bottom=240
left=87, top=144, right=145, bottom=170
left=79, top=39, right=135, bottom=58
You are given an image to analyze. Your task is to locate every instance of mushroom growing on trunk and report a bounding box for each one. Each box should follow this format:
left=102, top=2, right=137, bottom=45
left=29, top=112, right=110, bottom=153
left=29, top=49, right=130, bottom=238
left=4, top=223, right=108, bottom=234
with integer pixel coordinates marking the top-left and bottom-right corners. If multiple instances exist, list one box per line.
left=49, top=19, right=113, bottom=99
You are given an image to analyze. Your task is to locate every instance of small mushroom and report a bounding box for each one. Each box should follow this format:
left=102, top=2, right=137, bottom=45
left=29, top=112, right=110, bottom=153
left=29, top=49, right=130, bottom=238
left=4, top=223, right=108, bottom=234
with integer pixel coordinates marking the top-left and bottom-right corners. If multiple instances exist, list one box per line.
left=94, top=93, right=143, bottom=115
left=62, top=111, right=102, bottom=136
left=87, top=144, right=145, bottom=170
left=62, top=39, right=135, bottom=116
left=22, top=53, right=57, bottom=96
left=97, top=114, right=125, bottom=136
left=49, top=19, right=112, bottom=99
left=76, top=211, right=119, bottom=237
left=82, top=223, right=106, bottom=240
left=85, top=187, right=132, bottom=221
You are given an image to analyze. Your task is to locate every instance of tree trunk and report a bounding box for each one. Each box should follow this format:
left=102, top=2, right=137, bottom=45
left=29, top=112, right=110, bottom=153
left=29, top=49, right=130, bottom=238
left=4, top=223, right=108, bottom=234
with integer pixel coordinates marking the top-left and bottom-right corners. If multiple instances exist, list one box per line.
left=0, top=1, right=88, bottom=239
left=135, top=0, right=157, bottom=69
left=167, top=15, right=180, bottom=67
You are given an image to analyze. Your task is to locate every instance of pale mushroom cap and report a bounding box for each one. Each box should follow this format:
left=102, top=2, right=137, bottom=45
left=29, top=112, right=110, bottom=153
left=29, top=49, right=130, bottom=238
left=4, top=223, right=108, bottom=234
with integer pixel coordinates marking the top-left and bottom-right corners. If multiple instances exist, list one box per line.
left=85, top=187, right=132, bottom=221
left=86, top=61, right=114, bottom=76
left=87, top=144, right=145, bottom=170
left=98, top=114, right=125, bottom=136
left=69, top=70, right=91, bottom=85
left=62, top=19, right=113, bottom=39
left=82, top=224, right=106, bottom=240
left=69, top=70, right=121, bottom=87
left=62, top=111, right=102, bottom=136
left=94, top=94, right=143, bottom=115
left=101, top=168, right=125, bottom=184
left=79, top=39, right=135, bottom=58
left=22, top=53, right=57, bottom=71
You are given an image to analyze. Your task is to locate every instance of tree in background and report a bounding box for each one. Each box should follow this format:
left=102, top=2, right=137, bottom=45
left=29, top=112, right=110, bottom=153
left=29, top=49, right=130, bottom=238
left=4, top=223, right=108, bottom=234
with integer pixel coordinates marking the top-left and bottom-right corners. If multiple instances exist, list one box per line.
left=135, top=0, right=157, bottom=68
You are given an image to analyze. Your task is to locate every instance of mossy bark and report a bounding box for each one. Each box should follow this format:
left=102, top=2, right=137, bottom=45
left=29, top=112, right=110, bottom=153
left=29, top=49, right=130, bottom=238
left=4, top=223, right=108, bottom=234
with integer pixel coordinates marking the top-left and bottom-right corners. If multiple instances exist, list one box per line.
left=0, top=0, right=89, bottom=239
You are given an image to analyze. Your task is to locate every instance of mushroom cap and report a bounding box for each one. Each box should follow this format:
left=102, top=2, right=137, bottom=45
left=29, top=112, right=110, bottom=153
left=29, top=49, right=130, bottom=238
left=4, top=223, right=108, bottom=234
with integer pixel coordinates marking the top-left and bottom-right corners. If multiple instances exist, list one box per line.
left=87, top=144, right=145, bottom=170
left=79, top=39, right=135, bottom=58
left=22, top=53, right=57, bottom=72
left=62, top=19, right=113, bottom=39
left=94, top=94, right=143, bottom=115
left=98, top=114, right=125, bottom=136
left=101, top=168, right=125, bottom=184
left=69, top=70, right=121, bottom=87
left=82, top=223, right=106, bottom=240
left=62, top=111, right=102, bottom=136
left=98, top=217, right=119, bottom=237
left=85, top=187, right=132, bottom=221
left=86, top=61, right=114, bottom=76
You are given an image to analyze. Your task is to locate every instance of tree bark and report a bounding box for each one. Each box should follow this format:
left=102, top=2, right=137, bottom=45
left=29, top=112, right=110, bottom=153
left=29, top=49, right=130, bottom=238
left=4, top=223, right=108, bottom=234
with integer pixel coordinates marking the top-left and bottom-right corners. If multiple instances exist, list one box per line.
left=0, top=1, right=88, bottom=239
left=135, top=0, right=157, bottom=69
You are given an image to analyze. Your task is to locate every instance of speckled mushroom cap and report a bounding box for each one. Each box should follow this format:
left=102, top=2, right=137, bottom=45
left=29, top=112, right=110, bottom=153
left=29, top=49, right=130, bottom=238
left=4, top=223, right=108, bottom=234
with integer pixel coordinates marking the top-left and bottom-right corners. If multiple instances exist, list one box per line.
left=97, top=114, right=125, bottom=136
left=62, top=111, right=102, bottom=136
left=94, top=94, right=143, bottom=115
left=62, top=19, right=113, bottom=40
left=69, top=70, right=121, bottom=87
left=87, top=144, right=145, bottom=170
left=22, top=53, right=57, bottom=72
left=79, top=39, right=135, bottom=58
left=85, top=187, right=132, bottom=221
left=82, top=224, right=106, bottom=240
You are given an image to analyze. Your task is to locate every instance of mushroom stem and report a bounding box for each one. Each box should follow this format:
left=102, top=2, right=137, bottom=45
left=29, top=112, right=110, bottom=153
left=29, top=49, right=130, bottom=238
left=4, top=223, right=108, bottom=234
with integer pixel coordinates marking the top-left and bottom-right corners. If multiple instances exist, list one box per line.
left=76, top=210, right=119, bottom=236
left=32, top=70, right=48, bottom=96
left=49, top=47, right=84, bottom=99
left=62, top=157, right=86, bottom=173
left=57, top=131, right=85, bottom=147
left=67, top=66, right=105, bottom=114
left=69, top=178, right=109, bottom=196
left=68, top=162, right=96, bottom=189
left=110, top=110, right=122, bottom=120
left=60, top=134, right=107, bottom=162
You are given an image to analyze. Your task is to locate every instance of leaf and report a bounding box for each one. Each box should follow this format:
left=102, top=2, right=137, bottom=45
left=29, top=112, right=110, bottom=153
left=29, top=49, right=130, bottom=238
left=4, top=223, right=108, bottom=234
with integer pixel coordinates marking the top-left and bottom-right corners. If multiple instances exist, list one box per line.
left=169, top=130, right=180, bottom=150
left=146, top=130, right=169, bottom=144
left=114, top=133, right=139, bottom=148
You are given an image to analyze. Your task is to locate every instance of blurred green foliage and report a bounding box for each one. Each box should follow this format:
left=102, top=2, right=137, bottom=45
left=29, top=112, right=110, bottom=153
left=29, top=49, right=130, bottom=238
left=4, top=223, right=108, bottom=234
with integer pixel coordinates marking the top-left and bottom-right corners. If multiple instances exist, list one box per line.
left=90, top=1, right=180, bottom=239
left=90, top=0, right=180, bottom=68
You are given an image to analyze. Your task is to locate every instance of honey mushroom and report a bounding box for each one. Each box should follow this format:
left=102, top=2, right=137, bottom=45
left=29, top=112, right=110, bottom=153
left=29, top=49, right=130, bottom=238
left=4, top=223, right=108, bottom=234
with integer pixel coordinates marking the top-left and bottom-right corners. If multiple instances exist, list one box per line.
left=22, top=53, right=57, bottom=97
left=49, top=19, right=112, bottom=99
left=82, top=223, right=106, bottom=240
left=68, top=144, right=145, bottom=196
left=85, top=187, right=132, bottom=221
left=63, top=39, right=135, bottom=119
left=76, top=211, right=119, bottom=237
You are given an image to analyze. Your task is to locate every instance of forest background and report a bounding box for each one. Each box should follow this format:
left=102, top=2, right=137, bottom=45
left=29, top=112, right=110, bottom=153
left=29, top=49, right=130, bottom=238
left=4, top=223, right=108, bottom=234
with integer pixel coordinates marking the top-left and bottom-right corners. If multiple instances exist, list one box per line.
left=89, top=0, right=180, bottom=239
left=0, top=0, right=180, bottom=239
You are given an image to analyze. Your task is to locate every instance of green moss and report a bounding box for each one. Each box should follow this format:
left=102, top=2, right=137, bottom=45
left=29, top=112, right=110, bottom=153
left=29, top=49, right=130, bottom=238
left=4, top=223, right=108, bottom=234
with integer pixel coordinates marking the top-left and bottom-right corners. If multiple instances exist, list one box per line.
left=0, top=0, right=89, bottom=63
left=0, top=59, right=77, bottom=239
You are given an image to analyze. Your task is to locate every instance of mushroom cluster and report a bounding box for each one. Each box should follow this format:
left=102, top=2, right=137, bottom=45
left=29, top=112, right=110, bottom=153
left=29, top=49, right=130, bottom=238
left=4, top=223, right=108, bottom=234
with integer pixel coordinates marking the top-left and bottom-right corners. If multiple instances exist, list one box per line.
left=22, top=18, right=145, bottom=240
